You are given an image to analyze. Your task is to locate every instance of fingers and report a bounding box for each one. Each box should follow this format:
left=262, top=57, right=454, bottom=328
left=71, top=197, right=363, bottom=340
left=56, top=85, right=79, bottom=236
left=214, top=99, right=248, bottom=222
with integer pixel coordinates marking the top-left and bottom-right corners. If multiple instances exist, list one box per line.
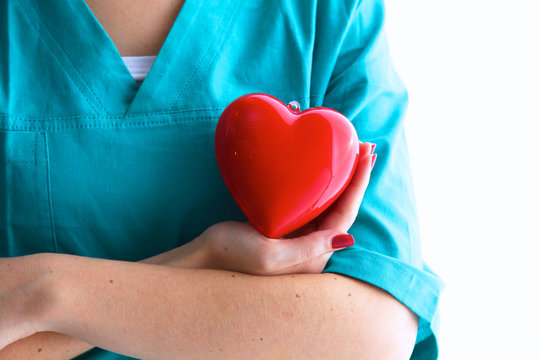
left=318, top=142, right=377, bottom=232
left=268, top=229, right=355, bottom=273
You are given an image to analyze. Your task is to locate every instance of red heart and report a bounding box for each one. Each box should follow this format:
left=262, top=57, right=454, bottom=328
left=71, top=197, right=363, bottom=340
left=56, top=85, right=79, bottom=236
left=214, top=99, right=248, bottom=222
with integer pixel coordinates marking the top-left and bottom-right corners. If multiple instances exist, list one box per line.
left=215, top=93, right=359, bottom=238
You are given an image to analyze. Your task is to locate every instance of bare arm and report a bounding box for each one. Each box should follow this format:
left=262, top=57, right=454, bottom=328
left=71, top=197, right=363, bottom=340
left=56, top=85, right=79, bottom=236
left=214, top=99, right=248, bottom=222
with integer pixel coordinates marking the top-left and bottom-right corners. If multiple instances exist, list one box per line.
left=0, top=240, right=209, bottom=360
left=0, top=236, right=207, bottom=360
left=1, top=239, right=417, bottom=360
left=8, top=254, right=418, bottom=360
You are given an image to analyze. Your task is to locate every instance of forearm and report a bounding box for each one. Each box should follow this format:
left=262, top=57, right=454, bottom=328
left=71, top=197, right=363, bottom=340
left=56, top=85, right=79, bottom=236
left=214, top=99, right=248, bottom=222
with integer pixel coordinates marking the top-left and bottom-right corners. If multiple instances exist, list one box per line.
left=35, top=254, right=417, bottom=360
left=0, top=244, right=199, bottom=360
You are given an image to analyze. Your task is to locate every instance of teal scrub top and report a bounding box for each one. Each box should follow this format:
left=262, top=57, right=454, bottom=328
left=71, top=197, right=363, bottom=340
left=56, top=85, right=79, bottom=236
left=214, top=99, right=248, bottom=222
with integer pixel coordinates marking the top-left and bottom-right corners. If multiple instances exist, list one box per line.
left=0, top=0, right=444, bottom=359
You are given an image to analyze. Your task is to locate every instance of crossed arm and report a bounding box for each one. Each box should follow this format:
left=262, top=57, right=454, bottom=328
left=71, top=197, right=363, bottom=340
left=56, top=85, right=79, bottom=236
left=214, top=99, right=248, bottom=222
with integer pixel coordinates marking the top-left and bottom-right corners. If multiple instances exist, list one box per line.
left=2, top=256, right=418, bottom=360
left=0, top=144, right=418, bottom=359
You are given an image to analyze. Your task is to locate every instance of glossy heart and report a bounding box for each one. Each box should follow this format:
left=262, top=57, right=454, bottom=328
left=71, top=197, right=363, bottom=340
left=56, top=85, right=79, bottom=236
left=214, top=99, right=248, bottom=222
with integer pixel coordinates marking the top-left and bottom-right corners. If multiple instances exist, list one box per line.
left=215, top=93, right=359, bottom=238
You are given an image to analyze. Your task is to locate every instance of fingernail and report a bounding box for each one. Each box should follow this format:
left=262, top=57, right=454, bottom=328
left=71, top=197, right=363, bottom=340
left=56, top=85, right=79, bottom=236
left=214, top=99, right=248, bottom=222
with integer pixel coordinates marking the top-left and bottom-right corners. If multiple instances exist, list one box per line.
left=370, top=144, right=376, bottom=155
left=371, top=154, right=377, bottom=170
left=331, top=234, right=354, bottom=249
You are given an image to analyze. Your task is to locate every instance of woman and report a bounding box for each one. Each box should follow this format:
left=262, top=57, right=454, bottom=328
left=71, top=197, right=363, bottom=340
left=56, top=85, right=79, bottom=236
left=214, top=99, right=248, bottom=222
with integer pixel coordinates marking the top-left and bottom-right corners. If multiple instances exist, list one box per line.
left=0, top=0, right=443, bottom=359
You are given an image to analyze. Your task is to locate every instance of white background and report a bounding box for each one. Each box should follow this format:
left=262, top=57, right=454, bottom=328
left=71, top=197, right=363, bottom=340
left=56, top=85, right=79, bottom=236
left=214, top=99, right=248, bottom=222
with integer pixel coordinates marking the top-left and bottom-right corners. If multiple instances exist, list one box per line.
left=385, top=1, right=540, bottom=359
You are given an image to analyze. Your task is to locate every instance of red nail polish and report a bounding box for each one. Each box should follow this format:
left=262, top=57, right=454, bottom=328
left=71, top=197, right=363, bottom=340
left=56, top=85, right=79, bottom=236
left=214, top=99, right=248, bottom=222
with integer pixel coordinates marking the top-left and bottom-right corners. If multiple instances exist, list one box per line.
left=371, top=154, right=377, bottom=170
left=332, top=234, right=354, bottom=249
left=370, top=144, right=376, bottom=155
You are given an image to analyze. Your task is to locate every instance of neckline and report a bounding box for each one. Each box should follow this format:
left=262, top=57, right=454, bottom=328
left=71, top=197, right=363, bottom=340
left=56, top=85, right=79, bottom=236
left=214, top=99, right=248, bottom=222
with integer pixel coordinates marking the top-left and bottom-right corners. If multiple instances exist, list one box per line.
left=77, top=0, right=193, bottom=111
left=23, top=0, right=239, bottom=116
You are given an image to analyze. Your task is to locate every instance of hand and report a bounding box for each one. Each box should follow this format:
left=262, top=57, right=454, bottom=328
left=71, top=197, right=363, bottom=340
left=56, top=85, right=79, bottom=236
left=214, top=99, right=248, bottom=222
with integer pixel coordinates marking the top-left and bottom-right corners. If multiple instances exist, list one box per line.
left=160, top=142, right=377, bottom=275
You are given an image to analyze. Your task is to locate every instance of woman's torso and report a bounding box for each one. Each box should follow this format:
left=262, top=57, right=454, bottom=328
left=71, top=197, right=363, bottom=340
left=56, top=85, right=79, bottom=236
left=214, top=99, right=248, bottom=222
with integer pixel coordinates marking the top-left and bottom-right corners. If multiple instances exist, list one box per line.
left=0, top=2, right=442, bottom=358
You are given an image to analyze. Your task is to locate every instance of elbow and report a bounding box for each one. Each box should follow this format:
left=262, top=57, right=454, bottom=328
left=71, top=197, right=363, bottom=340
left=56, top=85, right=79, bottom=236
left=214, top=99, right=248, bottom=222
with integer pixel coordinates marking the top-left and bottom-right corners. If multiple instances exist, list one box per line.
left=320, top=275, right=419, bottom=359
left=375, top=315, right=419, bottom=360
left=351, top=285, right=419, bottom=360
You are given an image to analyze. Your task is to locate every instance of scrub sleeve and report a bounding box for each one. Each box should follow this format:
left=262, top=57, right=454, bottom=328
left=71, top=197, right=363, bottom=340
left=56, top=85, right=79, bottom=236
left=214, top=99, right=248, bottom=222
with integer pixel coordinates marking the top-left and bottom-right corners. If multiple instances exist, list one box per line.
left=0, top=0, right=443, bottom=359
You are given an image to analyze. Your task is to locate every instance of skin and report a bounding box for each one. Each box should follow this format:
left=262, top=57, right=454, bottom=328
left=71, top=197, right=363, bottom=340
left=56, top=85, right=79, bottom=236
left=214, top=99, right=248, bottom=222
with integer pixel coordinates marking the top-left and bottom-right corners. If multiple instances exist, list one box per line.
left=83, top=0, right=186, bottom=57
left=0, top=2, right=419, bottom=359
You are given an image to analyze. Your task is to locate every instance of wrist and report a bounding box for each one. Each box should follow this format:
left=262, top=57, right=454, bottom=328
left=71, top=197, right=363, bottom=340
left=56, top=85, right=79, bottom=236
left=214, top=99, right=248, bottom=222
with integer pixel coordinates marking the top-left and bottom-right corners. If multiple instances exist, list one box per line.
left=167, top=235, right=213, bottom=269
left=17, top=253, right=90, bottom=336
left=23, top=254, right=66, bottom=334
left=0, top=254, right=61, bottom=346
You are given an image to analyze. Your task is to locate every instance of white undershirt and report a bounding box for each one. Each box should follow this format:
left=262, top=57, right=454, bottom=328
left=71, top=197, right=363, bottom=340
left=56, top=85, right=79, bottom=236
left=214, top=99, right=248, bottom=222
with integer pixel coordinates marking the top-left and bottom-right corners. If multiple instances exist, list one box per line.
left=121, top=55, right=157, bottom=85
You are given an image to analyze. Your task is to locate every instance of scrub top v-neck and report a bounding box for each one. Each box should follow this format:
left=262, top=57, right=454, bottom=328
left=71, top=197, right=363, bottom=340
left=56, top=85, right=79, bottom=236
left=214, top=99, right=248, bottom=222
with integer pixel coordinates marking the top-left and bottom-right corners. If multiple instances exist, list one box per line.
left=20, top=0, right=240, bottom=116
left=1, top=1, right=444, bottom=359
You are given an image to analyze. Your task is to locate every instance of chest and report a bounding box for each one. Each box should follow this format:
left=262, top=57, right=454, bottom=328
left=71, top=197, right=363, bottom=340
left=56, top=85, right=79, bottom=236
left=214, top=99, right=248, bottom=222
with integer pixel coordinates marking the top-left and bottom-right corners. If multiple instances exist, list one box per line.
left=83, top=0, right=185, bottom=56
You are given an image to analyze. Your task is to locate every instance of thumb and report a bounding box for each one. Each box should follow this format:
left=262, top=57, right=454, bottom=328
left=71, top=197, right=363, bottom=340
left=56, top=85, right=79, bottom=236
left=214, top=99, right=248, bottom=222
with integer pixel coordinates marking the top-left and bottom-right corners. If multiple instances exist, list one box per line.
left=277, top=230, right=355, bottom=265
